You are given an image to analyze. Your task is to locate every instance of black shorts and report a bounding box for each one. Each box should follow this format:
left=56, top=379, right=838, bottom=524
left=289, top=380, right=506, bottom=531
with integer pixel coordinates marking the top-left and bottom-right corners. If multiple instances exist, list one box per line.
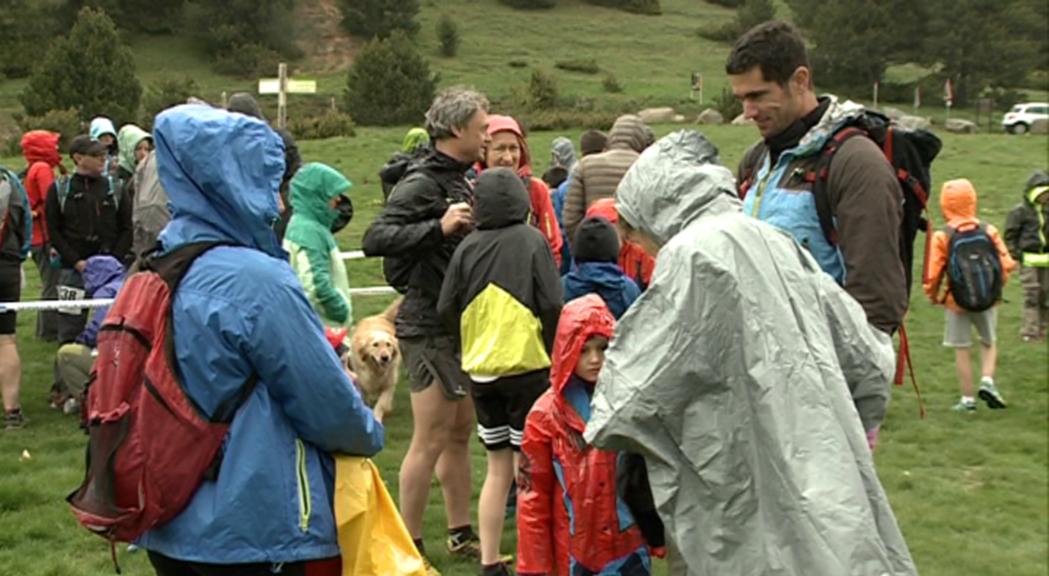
left=401, top=335, right=472, bottom=401
left=472, top=370, right=549, bottom=451
left=0, top=263, right=21, bottom=335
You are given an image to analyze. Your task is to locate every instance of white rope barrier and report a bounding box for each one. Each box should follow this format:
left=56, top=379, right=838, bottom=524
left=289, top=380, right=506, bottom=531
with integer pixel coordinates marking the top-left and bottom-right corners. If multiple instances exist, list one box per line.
left=1, top=250, right=395, bottom=312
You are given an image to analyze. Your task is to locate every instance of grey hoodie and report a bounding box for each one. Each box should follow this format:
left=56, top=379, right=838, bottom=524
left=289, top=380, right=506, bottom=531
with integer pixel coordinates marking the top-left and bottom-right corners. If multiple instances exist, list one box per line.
left=588, top=130, right=916, bottom=576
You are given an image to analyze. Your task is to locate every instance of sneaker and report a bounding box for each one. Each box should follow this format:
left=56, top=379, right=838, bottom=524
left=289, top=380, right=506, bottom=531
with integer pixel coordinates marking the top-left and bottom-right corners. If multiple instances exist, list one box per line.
left=480, top=561, right=514, bottom=576
left=447, top=534, right=513, bottom=564
left=62, top=397, right=80, bottom=416
left=978, top=381, right=1007, bottom=409
left=3, top=410, right=26, bottom=430
left=952, top=400, right=977, bottom=413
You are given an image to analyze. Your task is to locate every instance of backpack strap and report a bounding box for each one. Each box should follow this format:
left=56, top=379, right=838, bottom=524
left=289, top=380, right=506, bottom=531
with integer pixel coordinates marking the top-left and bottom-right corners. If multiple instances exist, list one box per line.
left=737, top=143, right=768, bottom=200
left=145, top=242, right=259, bottom=424
left=57, top=175, right=71, bottom=213
left=811, top=126, right=870, bottom=245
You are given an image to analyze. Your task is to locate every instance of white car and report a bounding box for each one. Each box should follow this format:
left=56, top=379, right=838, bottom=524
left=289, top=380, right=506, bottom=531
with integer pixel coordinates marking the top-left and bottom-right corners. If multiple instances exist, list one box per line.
left=1001, top=102, right=1049, bottom=134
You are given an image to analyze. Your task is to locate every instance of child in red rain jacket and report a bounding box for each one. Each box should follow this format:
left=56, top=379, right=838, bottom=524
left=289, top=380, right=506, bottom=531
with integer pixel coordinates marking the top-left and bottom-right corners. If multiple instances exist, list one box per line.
left=517, top=295, right=651, bottom=576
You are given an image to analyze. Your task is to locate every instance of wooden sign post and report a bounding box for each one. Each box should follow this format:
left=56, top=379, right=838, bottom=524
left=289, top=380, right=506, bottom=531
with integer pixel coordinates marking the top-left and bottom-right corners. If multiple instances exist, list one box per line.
left=258, top=63, right=317, bottom=129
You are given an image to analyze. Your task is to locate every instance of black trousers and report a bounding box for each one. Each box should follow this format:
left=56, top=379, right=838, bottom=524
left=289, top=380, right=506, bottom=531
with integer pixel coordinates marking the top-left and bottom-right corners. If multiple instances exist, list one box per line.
left=148, top=551, right=340, bottom=576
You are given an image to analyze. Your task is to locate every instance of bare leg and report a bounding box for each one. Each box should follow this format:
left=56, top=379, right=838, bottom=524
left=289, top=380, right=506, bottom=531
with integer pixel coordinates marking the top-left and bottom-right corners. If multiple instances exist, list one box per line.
left=954, top=346, right=973, bottom=398
left=979, top=342, right=997, bottom=380
left=478, top=448, right=514, bottom=565
left=0, top=336, right=21, bottom=413
left=435, top=394, right=476, bottom=531
left=399, top=382, right=459, bottom=539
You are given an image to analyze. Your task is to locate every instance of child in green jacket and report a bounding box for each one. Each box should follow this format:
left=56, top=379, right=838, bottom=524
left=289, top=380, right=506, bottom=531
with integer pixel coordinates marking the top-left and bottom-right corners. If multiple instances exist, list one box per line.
left=283, top=163, right=354, bottom=328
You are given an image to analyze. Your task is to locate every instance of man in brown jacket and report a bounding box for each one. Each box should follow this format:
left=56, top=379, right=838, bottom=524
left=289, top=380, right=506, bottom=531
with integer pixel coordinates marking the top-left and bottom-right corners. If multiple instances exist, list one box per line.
left=562, top=114, right=652, bottom=241
left=728, top=21, right=907, bottom=336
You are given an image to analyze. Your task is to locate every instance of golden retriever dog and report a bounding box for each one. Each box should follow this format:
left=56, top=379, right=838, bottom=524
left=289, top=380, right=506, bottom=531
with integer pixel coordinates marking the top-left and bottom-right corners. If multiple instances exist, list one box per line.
left=348, top=297, right=402, bottom=422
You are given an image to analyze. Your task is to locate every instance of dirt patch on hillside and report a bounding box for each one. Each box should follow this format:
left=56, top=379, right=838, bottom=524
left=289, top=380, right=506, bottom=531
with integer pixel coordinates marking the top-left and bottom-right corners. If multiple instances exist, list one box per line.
left=295, top=0, right=358, bottom=73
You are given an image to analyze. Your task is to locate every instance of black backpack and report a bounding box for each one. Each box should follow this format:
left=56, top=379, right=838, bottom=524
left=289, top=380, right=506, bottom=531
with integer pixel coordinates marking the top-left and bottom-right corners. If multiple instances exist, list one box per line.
left=946, top=224, right=1003, bottom=312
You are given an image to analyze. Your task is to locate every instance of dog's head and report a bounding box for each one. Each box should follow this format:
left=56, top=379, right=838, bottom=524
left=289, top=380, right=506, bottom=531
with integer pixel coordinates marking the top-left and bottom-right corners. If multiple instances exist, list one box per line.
left=358, top=330, right=399, bottom=369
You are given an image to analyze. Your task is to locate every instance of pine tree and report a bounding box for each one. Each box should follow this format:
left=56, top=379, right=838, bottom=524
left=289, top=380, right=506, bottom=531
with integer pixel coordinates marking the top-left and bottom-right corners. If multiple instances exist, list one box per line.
left=344, top=31, right=436, bottom=126
left=20, top=7, right=142, bottom=123
left=0, top=0, right=61, bottom=79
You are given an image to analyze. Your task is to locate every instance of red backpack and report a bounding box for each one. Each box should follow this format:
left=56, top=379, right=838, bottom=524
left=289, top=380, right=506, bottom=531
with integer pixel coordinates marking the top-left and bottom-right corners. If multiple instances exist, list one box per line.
left=67, top=242, right=257, bottom=549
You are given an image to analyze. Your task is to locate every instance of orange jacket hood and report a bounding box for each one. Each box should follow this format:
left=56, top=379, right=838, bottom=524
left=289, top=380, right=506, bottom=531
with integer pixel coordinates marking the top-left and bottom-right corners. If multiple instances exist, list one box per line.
left=940, top=178, right=978, bottom=227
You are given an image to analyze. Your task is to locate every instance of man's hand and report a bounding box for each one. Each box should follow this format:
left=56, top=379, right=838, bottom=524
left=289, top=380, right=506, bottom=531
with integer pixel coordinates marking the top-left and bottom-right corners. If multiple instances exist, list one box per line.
left=74, top=260, right=87, bottom=274
left=440, top=202, right=474, bottom=236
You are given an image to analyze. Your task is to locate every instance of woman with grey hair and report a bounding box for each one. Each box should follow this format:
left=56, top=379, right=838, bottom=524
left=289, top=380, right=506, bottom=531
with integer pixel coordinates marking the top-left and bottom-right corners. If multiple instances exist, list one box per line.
left=363, top=87, right=493, bottom=574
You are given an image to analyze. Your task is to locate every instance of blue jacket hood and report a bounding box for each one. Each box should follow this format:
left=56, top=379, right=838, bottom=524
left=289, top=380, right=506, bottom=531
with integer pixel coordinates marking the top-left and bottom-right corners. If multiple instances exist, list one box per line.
left=82, top=255, right=125, bottom=295
left=154, top=105, right=286, bottom=258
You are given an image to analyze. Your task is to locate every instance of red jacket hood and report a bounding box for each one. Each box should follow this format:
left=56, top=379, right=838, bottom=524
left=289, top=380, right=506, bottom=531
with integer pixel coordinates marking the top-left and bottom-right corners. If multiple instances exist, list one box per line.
left=550, top=295, right=615, bottom=398
left=480, top=114, right=533, bottom=177
left=21, top=131, right=62, bottom=167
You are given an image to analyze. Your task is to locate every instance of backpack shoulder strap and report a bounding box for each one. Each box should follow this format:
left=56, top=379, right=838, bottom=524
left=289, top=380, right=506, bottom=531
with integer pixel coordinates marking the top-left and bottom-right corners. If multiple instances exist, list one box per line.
left=143, top=241, right=257, bottom=424
left=811, top=126, right=871, bottom=245
left=57, top=175, right=71, bottom=212
left=738, top=142, right=768, bottom=200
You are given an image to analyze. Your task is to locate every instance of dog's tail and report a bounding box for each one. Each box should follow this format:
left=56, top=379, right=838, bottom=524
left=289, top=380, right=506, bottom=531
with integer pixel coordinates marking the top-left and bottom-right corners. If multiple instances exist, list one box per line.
left=383, top=296, right=404, bottom=323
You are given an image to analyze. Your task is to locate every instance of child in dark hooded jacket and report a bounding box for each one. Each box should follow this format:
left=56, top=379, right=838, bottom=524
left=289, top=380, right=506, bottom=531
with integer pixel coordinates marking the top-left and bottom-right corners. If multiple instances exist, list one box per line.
left=562, top=216, right=640, bottom=319
left=438, top=167, right=562, bottom=575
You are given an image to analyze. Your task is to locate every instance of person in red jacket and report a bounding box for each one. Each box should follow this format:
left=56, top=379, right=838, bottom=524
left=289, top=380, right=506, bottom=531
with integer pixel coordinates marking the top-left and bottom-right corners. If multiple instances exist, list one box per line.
left=478, top=115, right=563, bottom=268
left=584, top=198, right=655, bottom=291
left=517, top=295, right=651, bottom=576
left=20, top=130, right=65, bottom=342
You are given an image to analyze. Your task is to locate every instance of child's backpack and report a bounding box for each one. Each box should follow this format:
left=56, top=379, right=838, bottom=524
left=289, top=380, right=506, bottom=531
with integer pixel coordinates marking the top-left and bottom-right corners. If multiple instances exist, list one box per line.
left=67, top=242, right=257, bottom=549
left=945, top=224, right=1003, bottom=312
left=0, top=167, right=32, bottom=260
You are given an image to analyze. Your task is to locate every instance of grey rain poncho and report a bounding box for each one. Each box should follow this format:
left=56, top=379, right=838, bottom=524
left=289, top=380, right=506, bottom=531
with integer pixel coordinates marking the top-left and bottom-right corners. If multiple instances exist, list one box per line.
left=585, top=130, right=917, bottom=576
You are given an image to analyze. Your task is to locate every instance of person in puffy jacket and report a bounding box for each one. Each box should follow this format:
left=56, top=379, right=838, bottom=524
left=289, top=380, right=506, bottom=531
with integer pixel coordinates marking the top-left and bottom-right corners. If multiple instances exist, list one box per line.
left=1004, top=170, right=1049, bottom=342
left=20, top=130, right=65, bottom=341
left=562, top=216, right=640, bottom=318
left=52, top=255, right=124, bottom=415
left=136, top=104, right=383, bottom=575
left=284, top=163, right=355, bottom=329
left=517, top=295, right=651, bottom=576
left=924, top=179, right=1016, bottom=413
left=477, top=115, right=563, bottom=268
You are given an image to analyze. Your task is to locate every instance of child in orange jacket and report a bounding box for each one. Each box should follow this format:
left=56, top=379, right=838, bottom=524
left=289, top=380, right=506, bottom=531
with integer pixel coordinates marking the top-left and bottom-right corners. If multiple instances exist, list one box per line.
left=924, top=179, right=1017, bottom=413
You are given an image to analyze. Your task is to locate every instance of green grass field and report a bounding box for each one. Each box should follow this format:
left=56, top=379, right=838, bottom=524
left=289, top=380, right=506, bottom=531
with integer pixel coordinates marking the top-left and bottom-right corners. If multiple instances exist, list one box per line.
left=0, top=122, right=1045, bottom=575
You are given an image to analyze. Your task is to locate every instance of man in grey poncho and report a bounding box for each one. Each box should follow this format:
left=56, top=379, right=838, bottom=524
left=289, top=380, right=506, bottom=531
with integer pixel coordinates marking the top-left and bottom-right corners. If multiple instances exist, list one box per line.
left=585, top=130, right=917, bottom=576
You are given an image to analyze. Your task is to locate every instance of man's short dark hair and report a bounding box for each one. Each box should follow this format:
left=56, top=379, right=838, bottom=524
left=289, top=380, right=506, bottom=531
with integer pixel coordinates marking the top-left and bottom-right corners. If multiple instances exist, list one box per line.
left=725, top=21, right=809, bottom=86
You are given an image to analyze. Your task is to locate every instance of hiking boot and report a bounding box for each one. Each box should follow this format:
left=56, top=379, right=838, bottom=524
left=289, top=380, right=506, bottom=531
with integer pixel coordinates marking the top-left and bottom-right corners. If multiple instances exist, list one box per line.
left=978, top=382, right=1007, bottom=409
left=3, top=410, right=26, bottom=430
left=952, top=400, right=977, bottom=413
left=480, top=561, right=514, bottom=576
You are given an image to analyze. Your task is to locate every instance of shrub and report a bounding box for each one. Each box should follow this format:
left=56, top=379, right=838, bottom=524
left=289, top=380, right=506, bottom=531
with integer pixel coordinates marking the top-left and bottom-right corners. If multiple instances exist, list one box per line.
left=555, top=59, right=600, bottom=74
left=582, top=0, right=660, bottom=15
left=184, top=0, right=300, bottom=73
left=212, top=43, right=283, bottom=78
left=437, top=14, right=460, bottom=57
left=602, top=73, right=623, bottom=93
left=498, top=0, right=556, bottom=8
left=527, top=69, right=560, bottom=110
left=344, top=31, right=436, bottom=126
left=340, top=0, right=420, bottom=39
left=713, top=86, right=742, bottom=121
left=14, top=108, right=83, bottom=150
left=287, top=110, right=356, bottom=140
left=508, top=59, right=529, bottom=68
left=0, top=0, right=60, bottom=79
